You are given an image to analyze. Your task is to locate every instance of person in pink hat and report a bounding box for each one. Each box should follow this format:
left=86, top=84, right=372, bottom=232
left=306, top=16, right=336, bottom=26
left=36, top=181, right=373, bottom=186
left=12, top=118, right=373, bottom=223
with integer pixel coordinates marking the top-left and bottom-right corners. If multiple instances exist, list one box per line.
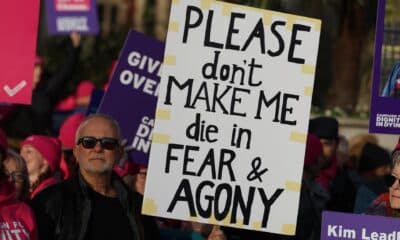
left=75, top=80, right=96, bottom=113
left=112, top=157, right=148, bottom=195
left=0, top=128, right=38, bottom=240
left=55, top=95, right=76, bottom=112
left=20, top=135, right=62, bottom=199
left=113, top=157, right=139, bottom=187
left=58, top=113, right=85, bottom=179
left=51, top=94, right=78, bottom=135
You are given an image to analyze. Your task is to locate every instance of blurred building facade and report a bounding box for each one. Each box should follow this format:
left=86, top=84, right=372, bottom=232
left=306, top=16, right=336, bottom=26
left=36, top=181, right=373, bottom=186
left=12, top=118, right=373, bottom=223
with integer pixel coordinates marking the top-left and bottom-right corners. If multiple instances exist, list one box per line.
left=97, top=0, right=170, bottom=41
left=35, top=0, right=399, bottom=149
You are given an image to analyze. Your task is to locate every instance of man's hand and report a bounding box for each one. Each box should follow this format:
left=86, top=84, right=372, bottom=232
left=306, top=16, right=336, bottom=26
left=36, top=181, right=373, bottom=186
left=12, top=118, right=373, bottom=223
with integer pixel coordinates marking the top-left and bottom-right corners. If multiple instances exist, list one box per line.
left=70, top=32, right=81, bottom=48
left=208, top=225, right=226, bottom=240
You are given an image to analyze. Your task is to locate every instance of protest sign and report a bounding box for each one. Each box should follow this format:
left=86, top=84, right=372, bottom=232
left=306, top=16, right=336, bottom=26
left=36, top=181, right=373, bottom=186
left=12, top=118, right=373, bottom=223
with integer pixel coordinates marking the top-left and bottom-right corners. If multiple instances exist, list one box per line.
left=143, top=0, right=321, bottom=235
left=0, top=2, right=40, bottom=104
left=98, top=30, right=164, bottom=165
left=45, top=0, right=99, bottom=35
left=369, top=0, right=400, bottom=134
left=321, top=211, right=400, bottom=239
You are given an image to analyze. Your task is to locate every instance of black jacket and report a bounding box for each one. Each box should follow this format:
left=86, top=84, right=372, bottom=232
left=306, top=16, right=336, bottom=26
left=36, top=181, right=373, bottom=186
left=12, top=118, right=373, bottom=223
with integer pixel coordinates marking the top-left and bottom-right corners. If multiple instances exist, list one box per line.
left=30, top=172, right=159, bottom=240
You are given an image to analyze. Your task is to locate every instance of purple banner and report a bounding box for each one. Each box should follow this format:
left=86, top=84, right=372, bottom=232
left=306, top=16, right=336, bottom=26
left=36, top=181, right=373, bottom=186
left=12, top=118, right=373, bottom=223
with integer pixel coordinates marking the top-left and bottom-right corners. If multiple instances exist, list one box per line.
left=97, top=30, right=164, bottom=165
left=45, top=0, right=99, bottom=35
left=321, top=211, right=400, bottom=239
left=369, top=0, right=400, bottom=134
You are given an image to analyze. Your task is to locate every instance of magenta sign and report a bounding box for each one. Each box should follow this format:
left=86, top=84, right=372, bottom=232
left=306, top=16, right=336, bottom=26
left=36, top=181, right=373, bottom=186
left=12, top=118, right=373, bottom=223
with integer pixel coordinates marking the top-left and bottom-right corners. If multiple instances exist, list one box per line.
left=0, top=2, right=40, bottom=104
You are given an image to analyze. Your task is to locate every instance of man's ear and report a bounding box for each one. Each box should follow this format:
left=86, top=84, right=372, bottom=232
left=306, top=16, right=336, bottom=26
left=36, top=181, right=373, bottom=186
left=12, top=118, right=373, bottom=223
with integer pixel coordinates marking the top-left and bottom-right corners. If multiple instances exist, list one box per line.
left=73, top=145, right=79, bottom=161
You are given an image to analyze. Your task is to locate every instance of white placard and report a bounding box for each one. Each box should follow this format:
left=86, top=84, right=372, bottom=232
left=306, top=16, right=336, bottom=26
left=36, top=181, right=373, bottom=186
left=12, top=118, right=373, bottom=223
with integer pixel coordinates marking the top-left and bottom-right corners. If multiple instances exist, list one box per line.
left=143, top=0, right=321, bottom=235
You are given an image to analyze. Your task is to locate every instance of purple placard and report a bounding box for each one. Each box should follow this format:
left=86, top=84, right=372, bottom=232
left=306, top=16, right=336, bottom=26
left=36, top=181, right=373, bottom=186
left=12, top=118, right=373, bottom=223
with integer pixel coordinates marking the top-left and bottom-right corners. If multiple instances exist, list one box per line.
left=97, top=30, right=164, bottom=165
left=321, top=211, right=400, bottom=239
left=45, top=0, right=99, bottom=35
left=369, top=0, right=400, bottom=134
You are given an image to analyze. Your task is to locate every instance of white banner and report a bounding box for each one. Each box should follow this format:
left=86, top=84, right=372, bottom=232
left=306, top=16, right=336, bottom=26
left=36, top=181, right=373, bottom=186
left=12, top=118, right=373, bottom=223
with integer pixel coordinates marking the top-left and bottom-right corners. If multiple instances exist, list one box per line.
left=143, top=0, right=321, bottom=235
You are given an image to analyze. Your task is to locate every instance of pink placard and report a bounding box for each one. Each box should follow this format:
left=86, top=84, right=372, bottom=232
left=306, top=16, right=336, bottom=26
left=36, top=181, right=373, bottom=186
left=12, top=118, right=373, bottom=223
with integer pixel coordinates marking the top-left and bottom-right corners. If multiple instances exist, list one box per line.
left=0, top=2, right=40, bottom=104
left=55, top=0, right=91, bottom=11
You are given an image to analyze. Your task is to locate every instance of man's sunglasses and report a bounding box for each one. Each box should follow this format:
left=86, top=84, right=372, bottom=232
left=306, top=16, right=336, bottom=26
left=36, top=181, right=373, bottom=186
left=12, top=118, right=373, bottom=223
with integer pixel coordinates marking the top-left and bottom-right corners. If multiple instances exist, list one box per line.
left=77, top=136, right=119, bottom=150
left=384, top=174, right=400, bottom=187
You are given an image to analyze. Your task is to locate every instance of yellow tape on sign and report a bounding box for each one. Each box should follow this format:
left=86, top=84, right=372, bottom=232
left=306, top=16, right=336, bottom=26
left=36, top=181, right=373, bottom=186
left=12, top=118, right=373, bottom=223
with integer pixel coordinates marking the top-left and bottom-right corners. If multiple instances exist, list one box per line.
left=221, top=213, right=232, bottom=225
left=312, top=20, right=321, bottom=32
left=251, top=221, right=262, bottom=230
left=221, top=4, right=232, bottom=16
left=156, top=109, right=171, bottom=120
left=285, top=15, right=296, bottom=31
left=289, top=132, right=307, bottom=143
left=236, top=219, right=245, bottom=227
left=263, top=12, right=272, bottom=25
left=189, top=216, right=198, bottom=222
left=169, top=22, right=179, bottom=32
left=201, top=0, right=213, bottom=9
left=208, top=215, right=218, bottom=225
left=302, top=64, right=316, bottom=75
left=164, top=55, right=176, bottom=65
left=152, top=134, right=170, bottom=144
left=304, top=86, right=313, bottom=96
left=142, top=198, right=158, bottom=215
left=285, top=181, right=301, bottom=192
left=282, top=224, right=296, bottom=235
left=171, top=0, right=180, bottom=5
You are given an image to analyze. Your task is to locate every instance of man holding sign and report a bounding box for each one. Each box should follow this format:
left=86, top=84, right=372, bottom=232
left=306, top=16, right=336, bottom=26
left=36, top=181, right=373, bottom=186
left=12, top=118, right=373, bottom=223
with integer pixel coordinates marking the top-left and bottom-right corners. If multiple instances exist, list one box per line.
left=144, top=0, right=321, bottom=236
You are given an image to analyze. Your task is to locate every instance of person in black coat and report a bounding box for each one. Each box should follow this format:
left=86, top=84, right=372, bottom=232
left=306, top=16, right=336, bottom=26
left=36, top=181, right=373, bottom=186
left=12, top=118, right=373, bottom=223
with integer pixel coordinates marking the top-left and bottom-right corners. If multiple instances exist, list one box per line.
left=30, top=114, right=160, bottom=240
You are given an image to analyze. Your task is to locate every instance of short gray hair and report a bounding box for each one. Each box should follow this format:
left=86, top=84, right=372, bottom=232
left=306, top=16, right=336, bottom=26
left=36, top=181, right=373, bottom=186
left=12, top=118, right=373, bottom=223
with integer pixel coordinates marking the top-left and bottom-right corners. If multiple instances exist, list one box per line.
left=7, top=149, right=27, bottom=172
left=74, top=113, right=121, bottom=144
left=393, top=150, right=400, bottom=167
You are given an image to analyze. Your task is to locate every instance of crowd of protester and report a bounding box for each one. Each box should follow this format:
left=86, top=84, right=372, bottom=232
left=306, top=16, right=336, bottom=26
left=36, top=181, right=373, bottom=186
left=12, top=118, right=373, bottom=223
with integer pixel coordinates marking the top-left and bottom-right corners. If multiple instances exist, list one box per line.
left=1, top=34, right=400, bottom=240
